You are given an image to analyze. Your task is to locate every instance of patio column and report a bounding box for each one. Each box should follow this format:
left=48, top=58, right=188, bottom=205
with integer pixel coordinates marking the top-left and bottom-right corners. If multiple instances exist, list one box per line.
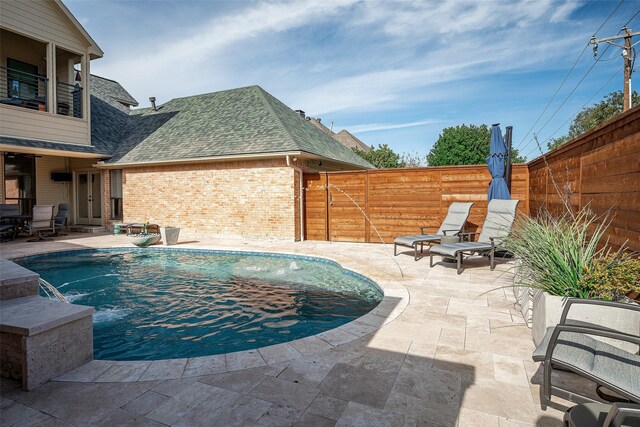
left=46, top=43, right=56, bottom=114
left=81, top=53, right=90, bottom=124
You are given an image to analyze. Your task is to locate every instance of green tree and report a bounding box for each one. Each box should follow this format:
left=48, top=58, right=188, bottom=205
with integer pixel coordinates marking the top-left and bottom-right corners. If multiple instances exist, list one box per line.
left=547, top=135, right=570, bottom=151
left=427, top=124, right=525, bottom=166
left=548, top=90, right=639, bottom=151
left=354, top=144, right=406, bottom=169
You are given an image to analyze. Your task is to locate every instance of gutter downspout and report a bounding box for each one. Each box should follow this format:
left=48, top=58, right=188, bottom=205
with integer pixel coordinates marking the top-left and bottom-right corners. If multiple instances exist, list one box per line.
left=286, top=155, right=304, bottom=241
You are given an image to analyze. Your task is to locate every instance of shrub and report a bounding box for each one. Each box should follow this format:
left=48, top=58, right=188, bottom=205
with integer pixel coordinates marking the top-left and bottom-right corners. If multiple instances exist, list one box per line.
left=502, top=208, right=610, bottom=298
left=580, top=253, right=640, bottom=301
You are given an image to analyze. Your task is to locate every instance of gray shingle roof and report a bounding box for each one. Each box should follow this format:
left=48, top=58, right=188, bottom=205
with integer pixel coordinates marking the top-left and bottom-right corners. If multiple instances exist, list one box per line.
left=91, top=75, right=138, bottom=110
left=0, top=136, right=110, bottom=156
left=1, top=82, right=372, bottom=169
left=103, top=85, right=372, bottom=168
left=335, top=130, right=370, bottom=152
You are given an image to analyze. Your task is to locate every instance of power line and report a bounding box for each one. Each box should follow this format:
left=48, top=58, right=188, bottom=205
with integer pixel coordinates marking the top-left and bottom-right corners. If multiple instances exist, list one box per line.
left=514, top=0, right=625, bottom=150
left=518, top=42, right=613, bottom=151
left=522, top=64, right=622, bottom=160
left=520, top=8, right=640, bottom=156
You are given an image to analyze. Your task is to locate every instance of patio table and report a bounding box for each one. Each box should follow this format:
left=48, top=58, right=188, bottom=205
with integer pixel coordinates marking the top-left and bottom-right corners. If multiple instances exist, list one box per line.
left=0, top=214, right=32, bottom=237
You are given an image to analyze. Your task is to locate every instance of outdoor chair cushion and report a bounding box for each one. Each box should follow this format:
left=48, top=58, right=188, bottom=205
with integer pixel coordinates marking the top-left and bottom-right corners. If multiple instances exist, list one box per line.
left=533, top=327, right=640, bottom=402
left=394, top=234, right=442, bottom=247
left=436, top=202, right=474, bottom=235
left=478, top=199, right=520, bottom=243
left=429, top=241, right=493, bottom=257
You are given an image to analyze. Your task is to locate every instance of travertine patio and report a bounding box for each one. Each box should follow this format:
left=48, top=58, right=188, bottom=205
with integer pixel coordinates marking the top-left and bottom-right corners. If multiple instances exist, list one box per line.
left=1, top=233, right=575, bottom=426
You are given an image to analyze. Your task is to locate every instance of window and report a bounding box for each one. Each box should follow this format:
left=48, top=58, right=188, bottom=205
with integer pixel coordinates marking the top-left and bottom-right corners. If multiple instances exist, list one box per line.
left=110, top=169, right=123, bottom=220
left=3, top=153, right=36, bottom=215
left=7, top=58, right=39, bottom=101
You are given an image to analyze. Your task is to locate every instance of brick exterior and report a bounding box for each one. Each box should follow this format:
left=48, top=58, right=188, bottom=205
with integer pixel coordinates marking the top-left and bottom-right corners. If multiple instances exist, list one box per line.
left=121, top=159, right=299, bottom=240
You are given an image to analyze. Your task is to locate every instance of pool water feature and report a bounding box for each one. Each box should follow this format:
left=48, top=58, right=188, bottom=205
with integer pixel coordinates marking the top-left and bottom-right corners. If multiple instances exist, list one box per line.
left=17, top=249, right=383, bottom=361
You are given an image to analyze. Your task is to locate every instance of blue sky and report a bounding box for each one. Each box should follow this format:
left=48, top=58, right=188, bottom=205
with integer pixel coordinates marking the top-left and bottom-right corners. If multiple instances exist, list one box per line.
left=67, top=0, right=640, bottom=162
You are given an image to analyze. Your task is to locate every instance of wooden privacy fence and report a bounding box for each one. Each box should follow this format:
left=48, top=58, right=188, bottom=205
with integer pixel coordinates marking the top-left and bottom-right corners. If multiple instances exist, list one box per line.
left=528, top=105, right=640, bottom=252
left=303, top=164, right=529, bottom=244
left=303, top=105, right=639, bottom=252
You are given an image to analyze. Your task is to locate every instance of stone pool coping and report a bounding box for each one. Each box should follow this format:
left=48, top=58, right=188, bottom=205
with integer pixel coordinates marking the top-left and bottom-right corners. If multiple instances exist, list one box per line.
left=9, top=244, right=410, bottom=383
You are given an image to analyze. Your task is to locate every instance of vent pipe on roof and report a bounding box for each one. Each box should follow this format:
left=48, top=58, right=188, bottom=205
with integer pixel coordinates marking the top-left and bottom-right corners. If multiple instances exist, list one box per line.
left=294, top=110, right=305, bottom=119
left=149, top=97, right=157, bottom=111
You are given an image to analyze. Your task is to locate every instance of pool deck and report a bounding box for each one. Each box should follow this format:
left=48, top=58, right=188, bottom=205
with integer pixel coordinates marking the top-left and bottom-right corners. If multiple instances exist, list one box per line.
left=0, top=233, right=578, bottom=426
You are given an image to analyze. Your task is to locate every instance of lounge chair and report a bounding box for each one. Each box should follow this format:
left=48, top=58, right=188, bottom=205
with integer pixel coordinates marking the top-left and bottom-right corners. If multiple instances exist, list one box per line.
left=532, top=298, right=640, bottom=406
left=429, top=199, right=519, bottom=274
left=24, top=205, right=55, bottom=242
left=393, top=202, right=473, bottom=261
left=564, top=402, right=640, bottom=427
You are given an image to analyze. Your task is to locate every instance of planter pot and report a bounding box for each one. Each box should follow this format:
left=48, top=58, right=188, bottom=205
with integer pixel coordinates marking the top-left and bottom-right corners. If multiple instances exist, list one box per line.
left=160, top=227, right=180, bottom=246
left=128, top=234, right=161, bottom=247
left=532, top=291, right=640, bottom=353
left=512, top=259, right=534, bottom=328
left=514, top=286, right=534, bottom=328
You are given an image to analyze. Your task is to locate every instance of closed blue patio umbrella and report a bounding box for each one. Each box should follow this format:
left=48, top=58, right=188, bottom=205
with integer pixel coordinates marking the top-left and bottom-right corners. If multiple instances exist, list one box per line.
left=487, top=124, right=511, bottom=200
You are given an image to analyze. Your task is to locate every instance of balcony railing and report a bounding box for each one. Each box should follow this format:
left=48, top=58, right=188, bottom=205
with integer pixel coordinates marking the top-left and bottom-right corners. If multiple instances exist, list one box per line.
left=0, top=66, right=48, bottom=111
left=0, top=66, right=83, bottom=118
left=56, top=81, right=83, bottom=118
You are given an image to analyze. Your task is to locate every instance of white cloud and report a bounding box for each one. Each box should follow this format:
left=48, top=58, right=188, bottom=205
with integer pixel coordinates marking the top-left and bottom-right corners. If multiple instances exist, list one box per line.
left=92, top=0, right=359, bottom=103
left=347, top=119, right=440, bottom=133
left=88, top=0, right=587, bottom=118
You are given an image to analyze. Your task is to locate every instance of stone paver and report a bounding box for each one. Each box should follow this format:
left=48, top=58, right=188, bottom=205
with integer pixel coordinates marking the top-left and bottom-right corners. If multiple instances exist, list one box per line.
left=0, top=233, right=571, bottom=426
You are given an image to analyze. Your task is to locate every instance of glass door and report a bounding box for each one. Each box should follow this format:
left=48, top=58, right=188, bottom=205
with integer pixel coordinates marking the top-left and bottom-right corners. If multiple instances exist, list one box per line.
left=76, top=171, right=102, bottom=225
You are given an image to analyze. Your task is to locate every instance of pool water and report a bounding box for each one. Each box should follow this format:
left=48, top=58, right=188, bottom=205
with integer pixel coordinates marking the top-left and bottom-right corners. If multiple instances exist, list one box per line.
left=17, top=249, right=383, bottom=361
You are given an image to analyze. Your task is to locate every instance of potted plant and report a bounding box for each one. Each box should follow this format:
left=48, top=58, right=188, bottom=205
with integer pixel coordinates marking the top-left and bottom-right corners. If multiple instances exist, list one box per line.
left=502, top=208, right=639, bottom=350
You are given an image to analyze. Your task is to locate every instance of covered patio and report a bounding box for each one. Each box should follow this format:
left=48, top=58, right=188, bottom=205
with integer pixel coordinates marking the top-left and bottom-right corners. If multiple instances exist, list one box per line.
left=0, top=232, right=586, bottom=426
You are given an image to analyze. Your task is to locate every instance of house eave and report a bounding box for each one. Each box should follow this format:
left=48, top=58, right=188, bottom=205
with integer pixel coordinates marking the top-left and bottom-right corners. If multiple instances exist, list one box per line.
left=53, top=0, right=104, bottom=58
left=94, top=151, right=372, bottom=170
left=94, top=151, right=307, bottom=169
left=0, top=144, right=110, bottom=159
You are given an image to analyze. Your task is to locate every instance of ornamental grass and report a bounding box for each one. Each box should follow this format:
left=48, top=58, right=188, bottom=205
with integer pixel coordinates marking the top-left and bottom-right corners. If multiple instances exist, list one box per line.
left=502, top=207, right=613, bottom=298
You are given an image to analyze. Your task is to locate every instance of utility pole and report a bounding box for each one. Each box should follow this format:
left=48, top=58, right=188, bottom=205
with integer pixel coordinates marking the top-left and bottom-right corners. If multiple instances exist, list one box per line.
left=591, top=27, right=640, bottom=111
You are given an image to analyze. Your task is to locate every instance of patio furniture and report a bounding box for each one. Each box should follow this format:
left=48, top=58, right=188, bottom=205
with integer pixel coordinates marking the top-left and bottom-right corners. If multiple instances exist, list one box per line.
left=1, top=203, right=20, bottom=219
left=24, top=205, right=55, bottom=242
left=0, top=223, right=15, bottom=241
left=127, top=223, right=159, bottom=234
left=53, top=203, right=69, bottom=236
left=394, top=202, right=473, bottom=261
left=113, top=223, right=131, bottom=235
left=532, top=298, right=640, bottom=406
left=54, top=203, right=69, bottom=228
left=564, top=402, right=640, bottom=427
left=429, top=199, right=519, bottom=274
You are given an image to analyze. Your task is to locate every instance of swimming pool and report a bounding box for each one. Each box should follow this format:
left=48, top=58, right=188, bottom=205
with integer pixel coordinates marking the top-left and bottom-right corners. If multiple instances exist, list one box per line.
left=17, top=249, right=383, bottom=361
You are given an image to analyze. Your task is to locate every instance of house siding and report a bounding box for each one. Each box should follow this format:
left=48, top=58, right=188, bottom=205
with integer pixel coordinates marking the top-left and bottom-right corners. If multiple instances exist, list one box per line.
left=0, top=0, right=88, bottom=53
left=0, top=106, right=90, bottom=145
left=35, top=155, right=70, bottom=207
left=121, top=159, right=297, bottom=240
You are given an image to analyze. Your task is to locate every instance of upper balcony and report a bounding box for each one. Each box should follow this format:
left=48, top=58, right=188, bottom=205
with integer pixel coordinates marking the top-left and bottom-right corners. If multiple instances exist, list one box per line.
left=0, top=28, right=92, bottom=145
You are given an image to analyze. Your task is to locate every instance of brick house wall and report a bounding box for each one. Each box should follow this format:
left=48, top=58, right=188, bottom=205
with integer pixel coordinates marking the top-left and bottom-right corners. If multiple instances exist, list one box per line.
left=119, top=158, right=298, bottom=240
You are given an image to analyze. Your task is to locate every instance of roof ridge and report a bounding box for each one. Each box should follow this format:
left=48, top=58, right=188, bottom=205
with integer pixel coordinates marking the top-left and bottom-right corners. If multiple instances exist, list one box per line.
left=167, top=85, right=261, bottom=103
left=254, top=86, right=300, bottom=151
